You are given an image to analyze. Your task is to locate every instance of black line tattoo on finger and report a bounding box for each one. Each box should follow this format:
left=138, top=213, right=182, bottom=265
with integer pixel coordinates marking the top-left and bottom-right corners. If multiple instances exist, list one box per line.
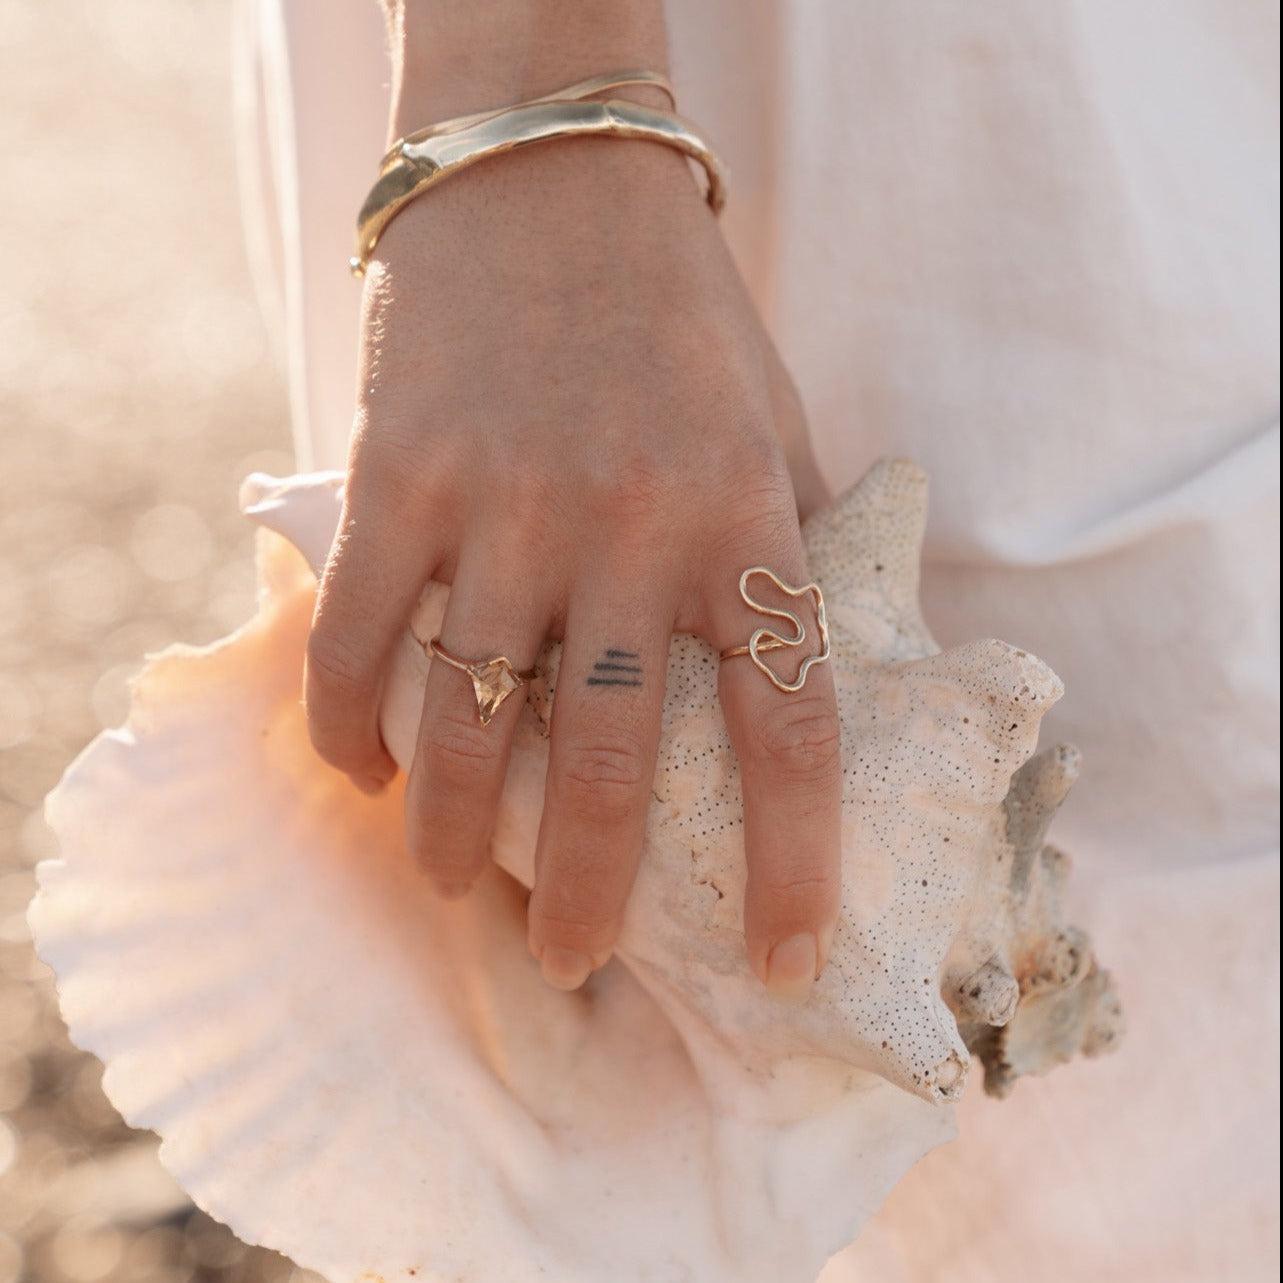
left=587, top=648, right=643, bottom=687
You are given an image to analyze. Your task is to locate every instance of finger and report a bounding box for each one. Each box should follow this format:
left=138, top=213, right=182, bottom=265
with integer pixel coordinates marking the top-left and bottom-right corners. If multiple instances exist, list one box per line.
left=406, top=542, right=551, bottom=898
left=527, top=583, right=672, bottom=991
left=707, top=538, right=843, bottom=1002
left=306, top=491, right=439, bottom=793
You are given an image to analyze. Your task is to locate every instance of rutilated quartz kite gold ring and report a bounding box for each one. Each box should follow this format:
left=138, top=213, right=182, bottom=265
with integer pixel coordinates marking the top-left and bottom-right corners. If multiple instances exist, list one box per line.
left=427, top=638, right=536, bottom=726
left=718, top=567, right=831, bottom=694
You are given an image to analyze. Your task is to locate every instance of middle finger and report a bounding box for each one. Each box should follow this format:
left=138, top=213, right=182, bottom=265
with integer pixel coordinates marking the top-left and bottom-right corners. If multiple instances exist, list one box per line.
left=528, top=578, right=674, bottom=990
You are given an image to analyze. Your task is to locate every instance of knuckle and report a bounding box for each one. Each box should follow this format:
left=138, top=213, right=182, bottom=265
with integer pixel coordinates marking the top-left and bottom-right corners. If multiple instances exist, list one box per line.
left=419, top=708, right=501, bottom=784
left=352, top=420, right=423, bottom=490
left=749, top=696, right=842, bottom=781
left=595, top=453, right=672, bottom=529
left=351, top=413, right=463, bottom=511
left=486, top=472, right=565, bottom=546
left=731, top=475, right=795, bottom=535
left=716, top=420, right=788, bottom=489
left=756, top=859, right=838, bottom=902
left=710, top=450, right=797, bottom=560
left=348, top=457, right=414, bottom=516
left=530, top=902, right=619, bottom=952
left=303, top=636, right=375, bottom=769
left=306, top=629, right=373, bottom=700
left=408, top=834, right=473, bottom=887
left=352, top=405, right=421, bottom=464
left=556, top=734, right=649, bottom=818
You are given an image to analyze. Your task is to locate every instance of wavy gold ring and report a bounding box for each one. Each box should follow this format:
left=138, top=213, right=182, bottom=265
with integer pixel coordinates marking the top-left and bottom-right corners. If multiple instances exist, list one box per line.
left=427, top=638, right=536, bottom=726
left=717, top=567, right=830, bottom=694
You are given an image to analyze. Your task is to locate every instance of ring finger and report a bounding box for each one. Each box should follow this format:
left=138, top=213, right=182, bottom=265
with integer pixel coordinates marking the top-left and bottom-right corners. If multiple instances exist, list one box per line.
left=707, top=545, right=843, bottom=1002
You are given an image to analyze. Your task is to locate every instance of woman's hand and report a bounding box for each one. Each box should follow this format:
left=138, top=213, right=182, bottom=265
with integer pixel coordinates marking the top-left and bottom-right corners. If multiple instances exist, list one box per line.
left=305, top=110, right=841, bottom=999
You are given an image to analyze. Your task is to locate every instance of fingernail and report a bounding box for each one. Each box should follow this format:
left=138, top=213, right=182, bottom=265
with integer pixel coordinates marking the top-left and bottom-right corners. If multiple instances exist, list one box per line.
left=352, top=774, right=388, bottom=796
left=766, top=933, right=818, bottom=1002
left=539, top=945, right=595, bottom=992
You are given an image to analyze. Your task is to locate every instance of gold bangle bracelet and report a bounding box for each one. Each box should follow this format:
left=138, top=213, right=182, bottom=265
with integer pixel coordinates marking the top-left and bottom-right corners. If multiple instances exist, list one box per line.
left=382, top=69, right=677, bottom=162
left=351, top=96, right=725, bottom=277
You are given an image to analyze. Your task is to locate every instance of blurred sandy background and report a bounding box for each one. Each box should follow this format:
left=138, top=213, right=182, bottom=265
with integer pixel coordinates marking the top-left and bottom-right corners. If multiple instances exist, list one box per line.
left=0, top=3, right=325, bottom=1279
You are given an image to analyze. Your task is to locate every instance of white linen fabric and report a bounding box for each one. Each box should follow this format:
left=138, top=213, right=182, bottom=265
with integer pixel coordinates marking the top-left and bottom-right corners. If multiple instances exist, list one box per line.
left=236, top=2, right=1280, bottom=1279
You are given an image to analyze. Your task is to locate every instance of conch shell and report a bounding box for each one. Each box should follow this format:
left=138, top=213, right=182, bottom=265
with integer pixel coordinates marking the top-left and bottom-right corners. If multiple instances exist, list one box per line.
left=30, top=459, right=1122, bottom=1283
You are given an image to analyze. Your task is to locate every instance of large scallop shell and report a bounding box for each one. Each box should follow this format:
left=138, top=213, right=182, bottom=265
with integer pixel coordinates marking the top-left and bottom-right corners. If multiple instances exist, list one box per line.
left=30, top=459, right=1121, bottom=1283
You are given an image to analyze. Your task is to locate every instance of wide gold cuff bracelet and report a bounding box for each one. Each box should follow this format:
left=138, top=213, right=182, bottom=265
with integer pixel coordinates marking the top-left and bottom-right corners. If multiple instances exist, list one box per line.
left=351, top=84, right=726, bottom=277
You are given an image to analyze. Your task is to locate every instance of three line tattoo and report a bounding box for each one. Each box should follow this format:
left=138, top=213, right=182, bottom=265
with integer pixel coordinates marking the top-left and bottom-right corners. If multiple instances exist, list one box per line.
left=587, top=648, right=643, bottom=688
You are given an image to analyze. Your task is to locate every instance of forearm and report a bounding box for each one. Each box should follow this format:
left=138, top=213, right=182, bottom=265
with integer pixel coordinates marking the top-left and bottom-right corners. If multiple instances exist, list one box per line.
left=381, top=1, right=670, bottom=131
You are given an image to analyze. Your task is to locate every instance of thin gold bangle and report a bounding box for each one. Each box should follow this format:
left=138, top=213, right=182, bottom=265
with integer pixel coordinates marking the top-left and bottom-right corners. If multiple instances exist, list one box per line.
left=351, top=97, right=724, bottom=276
left=381, top=69, right=677, bottom=164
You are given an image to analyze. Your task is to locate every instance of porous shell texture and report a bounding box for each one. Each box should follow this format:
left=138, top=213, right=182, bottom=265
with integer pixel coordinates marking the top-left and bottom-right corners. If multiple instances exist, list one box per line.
left=30, top=460, right=1121, bottom=1283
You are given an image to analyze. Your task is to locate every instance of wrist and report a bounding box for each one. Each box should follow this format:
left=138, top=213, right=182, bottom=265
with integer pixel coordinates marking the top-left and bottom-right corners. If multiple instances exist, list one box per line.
left=379, top=131, right=709, bottom=267
left=383, top=0, right=669, bottom=137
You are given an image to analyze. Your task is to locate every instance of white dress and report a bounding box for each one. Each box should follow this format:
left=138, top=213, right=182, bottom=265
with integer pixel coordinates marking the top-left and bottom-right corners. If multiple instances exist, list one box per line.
left=238, top=2, right=1280, bottom=1278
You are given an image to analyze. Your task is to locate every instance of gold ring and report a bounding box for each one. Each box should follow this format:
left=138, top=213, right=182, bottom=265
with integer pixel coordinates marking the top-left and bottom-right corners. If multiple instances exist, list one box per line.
left=717, top=567, right=830, bottom=693
left=427, top=637, right=536, bottom=726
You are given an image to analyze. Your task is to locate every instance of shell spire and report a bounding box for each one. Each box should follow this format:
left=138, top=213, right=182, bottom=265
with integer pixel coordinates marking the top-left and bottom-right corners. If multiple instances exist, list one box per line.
left=1004, top=743, right=1082, bottom=880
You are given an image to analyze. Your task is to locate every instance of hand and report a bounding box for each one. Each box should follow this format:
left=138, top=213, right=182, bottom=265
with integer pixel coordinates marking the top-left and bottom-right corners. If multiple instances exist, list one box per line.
left=305, top=129, right=841, bottom=998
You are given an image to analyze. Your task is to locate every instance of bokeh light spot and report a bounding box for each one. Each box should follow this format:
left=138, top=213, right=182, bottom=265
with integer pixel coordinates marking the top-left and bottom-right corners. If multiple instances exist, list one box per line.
left=130, top=504, right=214, bottom=583
left=47, top=545, right=134, bottom=628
